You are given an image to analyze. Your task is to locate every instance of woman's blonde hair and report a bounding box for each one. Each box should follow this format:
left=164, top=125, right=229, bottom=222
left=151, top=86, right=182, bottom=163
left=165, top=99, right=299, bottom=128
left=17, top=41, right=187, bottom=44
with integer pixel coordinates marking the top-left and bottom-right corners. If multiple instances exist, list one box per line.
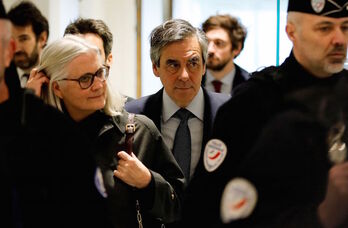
left=37, top=35, right=125, bottom=116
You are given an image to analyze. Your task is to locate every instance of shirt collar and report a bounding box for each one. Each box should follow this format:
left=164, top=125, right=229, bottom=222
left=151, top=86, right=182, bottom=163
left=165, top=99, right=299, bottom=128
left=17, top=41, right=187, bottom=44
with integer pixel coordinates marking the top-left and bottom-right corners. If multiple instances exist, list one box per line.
left=206, top=67, right=236, bottom=85
left=17, top=67, right=31, bottom=78
left=162, top=87, right=204, bottom=122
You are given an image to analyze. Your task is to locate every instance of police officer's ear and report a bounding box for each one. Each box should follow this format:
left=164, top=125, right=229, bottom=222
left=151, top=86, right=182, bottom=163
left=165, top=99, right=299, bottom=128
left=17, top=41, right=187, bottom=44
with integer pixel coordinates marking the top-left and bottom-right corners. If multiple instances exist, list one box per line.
left=38, top=31, right=48, bottom=49
left=52, top=81, right=63, bottom=99
left=152, top=62, right=160, bottom=78
left=286, top=22, right=296, bottom=42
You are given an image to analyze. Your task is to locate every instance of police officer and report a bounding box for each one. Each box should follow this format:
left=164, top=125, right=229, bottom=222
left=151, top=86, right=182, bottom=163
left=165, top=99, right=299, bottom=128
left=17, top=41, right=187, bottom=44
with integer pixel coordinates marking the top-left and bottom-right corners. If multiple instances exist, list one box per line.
left=184, top=0, right=348, bottom=227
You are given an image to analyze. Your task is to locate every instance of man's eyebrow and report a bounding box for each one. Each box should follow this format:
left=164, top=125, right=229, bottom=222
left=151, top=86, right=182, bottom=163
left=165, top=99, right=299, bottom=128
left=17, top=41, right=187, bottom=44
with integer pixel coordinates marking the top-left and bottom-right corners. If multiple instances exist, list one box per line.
left=18, top=34, right=30, bottom=38
left=315, top=21, right=334, bottom=26
left=166, top=59, right=178, bottom=64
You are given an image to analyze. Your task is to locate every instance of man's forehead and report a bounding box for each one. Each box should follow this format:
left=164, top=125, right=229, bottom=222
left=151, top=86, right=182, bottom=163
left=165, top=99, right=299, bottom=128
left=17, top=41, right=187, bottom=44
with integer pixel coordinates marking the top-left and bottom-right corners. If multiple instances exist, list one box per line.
left=206, top=28, right=229, bottom=38
left=12, top=24, right=34, bottom=35
left=299, top=12, right=348, bottom=24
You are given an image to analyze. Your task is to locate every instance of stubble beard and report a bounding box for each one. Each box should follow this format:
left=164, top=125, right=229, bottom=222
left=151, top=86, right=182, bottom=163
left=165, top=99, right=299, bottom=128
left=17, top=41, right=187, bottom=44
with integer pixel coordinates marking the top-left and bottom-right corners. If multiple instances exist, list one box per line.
left=14, top=44, right=39, bottom=70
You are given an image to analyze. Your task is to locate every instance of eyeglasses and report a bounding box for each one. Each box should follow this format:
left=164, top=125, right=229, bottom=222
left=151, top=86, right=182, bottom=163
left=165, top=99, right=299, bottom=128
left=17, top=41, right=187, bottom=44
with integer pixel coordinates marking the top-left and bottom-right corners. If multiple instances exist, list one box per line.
left=59, top=65, right=110, bottom=89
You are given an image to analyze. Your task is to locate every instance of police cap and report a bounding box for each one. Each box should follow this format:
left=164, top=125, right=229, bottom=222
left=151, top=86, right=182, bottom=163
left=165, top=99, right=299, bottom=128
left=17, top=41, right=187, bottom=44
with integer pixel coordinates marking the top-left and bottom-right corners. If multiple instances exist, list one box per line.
left=287, top=0, right=348, bottom=18
left=0, top=0, right=7, bottom=19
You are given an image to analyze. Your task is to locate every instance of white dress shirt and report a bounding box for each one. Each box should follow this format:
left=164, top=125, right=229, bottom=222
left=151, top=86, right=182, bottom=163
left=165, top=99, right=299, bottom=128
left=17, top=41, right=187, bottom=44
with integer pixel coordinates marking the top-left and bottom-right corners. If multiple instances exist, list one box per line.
left=17, top=67, right=30, bottom=88
left=205, top=67, right=236, bottom=94
left=161, top=88, right=204, bottom=180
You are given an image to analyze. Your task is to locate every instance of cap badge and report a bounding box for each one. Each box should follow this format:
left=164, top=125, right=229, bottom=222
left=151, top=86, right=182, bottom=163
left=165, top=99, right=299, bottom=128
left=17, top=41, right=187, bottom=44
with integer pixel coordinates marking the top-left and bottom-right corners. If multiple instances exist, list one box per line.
left=311, top=0, right=326, bottom=13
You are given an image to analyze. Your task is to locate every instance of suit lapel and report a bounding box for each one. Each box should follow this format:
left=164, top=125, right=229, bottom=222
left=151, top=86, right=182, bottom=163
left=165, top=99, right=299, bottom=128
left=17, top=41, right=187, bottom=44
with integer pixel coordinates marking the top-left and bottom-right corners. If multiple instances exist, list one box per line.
left=202, top=88, right=213, bottom=148
left=192, top=88, right=213, bottom=177
left=142, top=88, right=164, bottom=130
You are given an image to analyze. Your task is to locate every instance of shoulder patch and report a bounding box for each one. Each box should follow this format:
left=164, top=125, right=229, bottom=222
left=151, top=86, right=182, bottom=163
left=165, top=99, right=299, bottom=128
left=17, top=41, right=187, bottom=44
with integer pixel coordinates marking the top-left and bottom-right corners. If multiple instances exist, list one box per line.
left=220, top=178, right=258, bottom=223
left=204, top=139, right=227, bottom=172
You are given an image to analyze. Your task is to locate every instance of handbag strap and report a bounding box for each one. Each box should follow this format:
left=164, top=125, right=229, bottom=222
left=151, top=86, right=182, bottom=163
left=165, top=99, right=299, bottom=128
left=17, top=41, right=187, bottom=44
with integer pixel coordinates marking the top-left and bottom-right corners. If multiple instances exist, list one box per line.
left=125, top=114, right=143, bottom=228
left=125, top=113, right=135, bottom=155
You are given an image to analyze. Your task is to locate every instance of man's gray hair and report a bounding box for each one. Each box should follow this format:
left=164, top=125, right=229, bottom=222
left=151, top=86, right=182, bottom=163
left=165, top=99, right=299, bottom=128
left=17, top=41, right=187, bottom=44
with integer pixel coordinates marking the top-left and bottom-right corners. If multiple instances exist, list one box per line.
left=150, top=19, right=208, bottom=67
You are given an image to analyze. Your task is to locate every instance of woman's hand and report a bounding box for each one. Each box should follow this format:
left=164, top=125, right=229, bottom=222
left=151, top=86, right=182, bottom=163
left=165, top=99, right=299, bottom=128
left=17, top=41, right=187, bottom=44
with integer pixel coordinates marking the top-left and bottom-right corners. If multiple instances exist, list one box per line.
left=26, top=68, right=49, bottom=97
left=113, top=151, right=152, bottom=189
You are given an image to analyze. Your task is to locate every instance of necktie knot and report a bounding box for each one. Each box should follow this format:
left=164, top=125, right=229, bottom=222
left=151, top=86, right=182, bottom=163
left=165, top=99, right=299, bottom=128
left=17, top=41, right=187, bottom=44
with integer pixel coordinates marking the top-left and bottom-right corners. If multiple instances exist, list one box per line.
left=175, top=108, right=191, bottom=122
left=212, top=80, right=222, bottom=93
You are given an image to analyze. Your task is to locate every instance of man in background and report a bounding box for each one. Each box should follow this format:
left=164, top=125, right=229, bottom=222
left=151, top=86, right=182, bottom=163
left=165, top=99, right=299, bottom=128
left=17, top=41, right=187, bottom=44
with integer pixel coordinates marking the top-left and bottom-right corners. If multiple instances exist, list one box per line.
left=202, top=14, right=249, bottom=95
left=8, top=1, right=49, bottom=88
left=64, top=18, right=134, bottom=102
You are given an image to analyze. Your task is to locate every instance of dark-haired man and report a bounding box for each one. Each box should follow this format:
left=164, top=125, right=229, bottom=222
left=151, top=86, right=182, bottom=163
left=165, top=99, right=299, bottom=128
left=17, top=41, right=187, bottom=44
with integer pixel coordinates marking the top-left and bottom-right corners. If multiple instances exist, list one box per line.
left=202, top=14, right=249, bottom=95
left=64, top=18, right=134, bottom=102
left=8, top=1, right=49, bottom=87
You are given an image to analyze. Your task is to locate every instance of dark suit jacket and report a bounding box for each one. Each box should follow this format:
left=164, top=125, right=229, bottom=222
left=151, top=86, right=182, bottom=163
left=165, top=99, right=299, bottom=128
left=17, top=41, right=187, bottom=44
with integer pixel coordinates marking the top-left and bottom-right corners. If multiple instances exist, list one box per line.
left=202, top=63, right=250, bottom=95
left=125, top=87, right=229, bottom=179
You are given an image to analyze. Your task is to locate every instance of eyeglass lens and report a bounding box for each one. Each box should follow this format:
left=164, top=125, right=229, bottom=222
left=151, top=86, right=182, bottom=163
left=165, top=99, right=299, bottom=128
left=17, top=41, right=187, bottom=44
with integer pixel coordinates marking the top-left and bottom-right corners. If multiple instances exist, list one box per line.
left=80, top=67, right=108, bottom=89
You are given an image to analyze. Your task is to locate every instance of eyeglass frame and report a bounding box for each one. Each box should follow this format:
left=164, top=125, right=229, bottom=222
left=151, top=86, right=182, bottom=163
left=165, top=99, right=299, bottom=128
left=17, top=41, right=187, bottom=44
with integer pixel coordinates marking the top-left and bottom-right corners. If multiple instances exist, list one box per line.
left=58, top=65, right=110, bottom=89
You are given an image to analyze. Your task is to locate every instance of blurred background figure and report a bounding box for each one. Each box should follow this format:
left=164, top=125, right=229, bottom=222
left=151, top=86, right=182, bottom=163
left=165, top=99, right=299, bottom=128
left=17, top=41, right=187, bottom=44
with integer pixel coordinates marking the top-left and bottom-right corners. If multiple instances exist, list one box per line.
left=201, top=14, right=249, bottom=95
left=64, top=17, right=134, bottom=102
left=8, top=1, right=48, bottom=88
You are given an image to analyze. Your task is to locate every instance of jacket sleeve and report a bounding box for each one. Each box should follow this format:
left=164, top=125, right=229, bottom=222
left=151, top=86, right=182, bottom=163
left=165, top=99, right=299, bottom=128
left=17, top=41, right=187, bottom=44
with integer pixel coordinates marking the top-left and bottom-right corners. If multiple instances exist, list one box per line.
left=133, top=114, right=185, bottom=223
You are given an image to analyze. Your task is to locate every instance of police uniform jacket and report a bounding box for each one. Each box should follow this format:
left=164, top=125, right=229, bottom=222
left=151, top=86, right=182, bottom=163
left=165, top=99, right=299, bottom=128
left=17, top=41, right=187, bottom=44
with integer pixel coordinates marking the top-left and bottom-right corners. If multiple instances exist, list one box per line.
left=77, top=109, right=185, bottom=228
left=184, top=51, right=348, bottom=227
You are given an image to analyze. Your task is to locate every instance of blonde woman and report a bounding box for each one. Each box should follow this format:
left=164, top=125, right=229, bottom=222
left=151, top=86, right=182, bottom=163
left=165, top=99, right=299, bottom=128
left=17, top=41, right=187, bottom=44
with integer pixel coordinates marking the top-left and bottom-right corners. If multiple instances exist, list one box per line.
left=27, top=35, right=184, bottom=228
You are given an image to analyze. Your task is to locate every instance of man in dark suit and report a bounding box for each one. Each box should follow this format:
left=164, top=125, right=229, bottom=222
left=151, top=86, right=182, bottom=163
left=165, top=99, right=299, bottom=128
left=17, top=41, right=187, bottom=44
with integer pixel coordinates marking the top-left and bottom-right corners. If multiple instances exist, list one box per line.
left=201, top=14, right=249, bottom=95
left=126, top=19, right=229, bottom=227
left=7, top=1, right=49, bottom=88
left=126, top=19, right=229, bottom=226
left=126, top=19, right=229, bottom=185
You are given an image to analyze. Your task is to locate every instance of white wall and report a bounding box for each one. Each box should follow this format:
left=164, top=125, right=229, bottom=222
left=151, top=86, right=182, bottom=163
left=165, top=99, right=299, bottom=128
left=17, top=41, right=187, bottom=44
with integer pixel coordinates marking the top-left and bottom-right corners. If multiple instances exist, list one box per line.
left=79, top=0, right=137, bottom=98
left=141, top=0, right=164, bottom=96
left=3, top=0, right=137, bottom=98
